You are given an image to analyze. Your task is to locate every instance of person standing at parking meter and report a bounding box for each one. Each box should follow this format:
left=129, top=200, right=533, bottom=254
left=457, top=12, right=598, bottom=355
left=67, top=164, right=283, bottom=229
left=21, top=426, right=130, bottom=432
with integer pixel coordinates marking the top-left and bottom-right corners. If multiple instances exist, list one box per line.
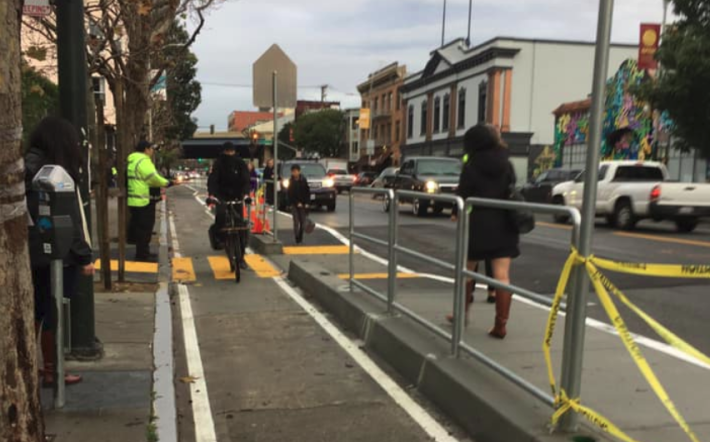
left=25, top=116, right=94, bottom=386
left=127, top=140, right=173, bottom=262
left=287, top=164, right=310, bottom=244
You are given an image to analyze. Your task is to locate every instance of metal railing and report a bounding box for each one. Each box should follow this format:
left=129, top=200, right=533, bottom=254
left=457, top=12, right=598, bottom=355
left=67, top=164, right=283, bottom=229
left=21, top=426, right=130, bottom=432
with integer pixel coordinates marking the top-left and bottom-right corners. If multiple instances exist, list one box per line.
left=348, top=187, right=582, bottom=409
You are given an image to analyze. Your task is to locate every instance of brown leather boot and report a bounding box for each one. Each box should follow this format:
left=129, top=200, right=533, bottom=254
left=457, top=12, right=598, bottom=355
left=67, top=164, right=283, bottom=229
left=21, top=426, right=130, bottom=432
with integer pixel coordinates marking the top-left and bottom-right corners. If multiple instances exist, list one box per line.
left=446, top=280, right=475, bottom=326
left=489, top=290, right=512, bottom=339
left=40, top=331, right=82, bottom=387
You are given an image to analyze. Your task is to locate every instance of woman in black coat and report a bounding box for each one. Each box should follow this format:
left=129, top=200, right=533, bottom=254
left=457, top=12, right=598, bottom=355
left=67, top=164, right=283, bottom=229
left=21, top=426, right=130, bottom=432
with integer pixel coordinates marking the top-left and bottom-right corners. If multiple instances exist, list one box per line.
left=454, top=124, right=519, bottom=339
left=26, top=116, right=94, bottom=386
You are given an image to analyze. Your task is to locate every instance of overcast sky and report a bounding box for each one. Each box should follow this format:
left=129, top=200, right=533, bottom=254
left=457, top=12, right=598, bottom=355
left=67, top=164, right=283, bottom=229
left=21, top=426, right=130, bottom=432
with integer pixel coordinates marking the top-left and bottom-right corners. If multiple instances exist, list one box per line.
left=188, top=0, right=669, bottom=131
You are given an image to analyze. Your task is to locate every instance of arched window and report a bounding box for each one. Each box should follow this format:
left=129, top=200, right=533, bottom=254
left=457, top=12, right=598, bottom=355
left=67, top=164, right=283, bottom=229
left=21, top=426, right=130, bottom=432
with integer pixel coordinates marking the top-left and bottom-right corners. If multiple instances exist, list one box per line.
left=433, top=97, right=441, bottom=133
left=442, top=94, right=451, bottom=132
left=457, top=88, right=467, bottom=128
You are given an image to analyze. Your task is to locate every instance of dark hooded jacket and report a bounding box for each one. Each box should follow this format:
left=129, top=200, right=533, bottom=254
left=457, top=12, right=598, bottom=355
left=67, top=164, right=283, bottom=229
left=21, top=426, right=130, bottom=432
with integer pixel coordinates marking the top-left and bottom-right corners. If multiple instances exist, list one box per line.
left=456, top=132, right=520, bottom=261
left=25, top=147, right=93, bottom=268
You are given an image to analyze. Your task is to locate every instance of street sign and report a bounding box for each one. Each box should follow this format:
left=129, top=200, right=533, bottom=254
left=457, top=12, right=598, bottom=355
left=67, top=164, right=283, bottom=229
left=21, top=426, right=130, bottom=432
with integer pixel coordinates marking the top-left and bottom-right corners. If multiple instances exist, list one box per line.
left=638, top=23, right=661, bottom=70
left=150, top=70, right=167, bottom=101
left=253, top=44, right=297, bottom=109
left=23, top=0, right=51, bottom=16
left=366, top=139, right=375, bottom=156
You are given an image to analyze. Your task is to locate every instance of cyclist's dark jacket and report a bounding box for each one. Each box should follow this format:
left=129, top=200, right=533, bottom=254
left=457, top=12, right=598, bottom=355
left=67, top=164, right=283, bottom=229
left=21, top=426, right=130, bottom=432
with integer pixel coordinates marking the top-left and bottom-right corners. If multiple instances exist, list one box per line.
left=208, top=154, right=250, bottom=202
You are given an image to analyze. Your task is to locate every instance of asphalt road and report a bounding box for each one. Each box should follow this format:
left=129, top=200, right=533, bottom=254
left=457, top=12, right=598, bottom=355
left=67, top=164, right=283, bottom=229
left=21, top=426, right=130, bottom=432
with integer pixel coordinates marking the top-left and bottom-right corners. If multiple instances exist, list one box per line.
left=308, top=191, right=710, bottom=355
left=181, top=180, right=710, bottom=354
left=168, top=182, right=470, bottom=442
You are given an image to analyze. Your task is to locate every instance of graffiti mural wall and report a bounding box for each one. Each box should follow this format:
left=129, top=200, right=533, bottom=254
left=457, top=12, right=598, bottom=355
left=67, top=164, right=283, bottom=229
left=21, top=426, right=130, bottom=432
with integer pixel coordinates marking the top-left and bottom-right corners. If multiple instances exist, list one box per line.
left=551, top=59, right=666, bottom=170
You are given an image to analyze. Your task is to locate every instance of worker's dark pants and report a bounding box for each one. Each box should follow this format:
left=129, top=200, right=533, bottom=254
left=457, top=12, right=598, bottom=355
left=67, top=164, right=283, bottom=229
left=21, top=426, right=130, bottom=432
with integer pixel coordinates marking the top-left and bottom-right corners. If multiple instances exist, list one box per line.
left=129, top=205, right=154, bottom=259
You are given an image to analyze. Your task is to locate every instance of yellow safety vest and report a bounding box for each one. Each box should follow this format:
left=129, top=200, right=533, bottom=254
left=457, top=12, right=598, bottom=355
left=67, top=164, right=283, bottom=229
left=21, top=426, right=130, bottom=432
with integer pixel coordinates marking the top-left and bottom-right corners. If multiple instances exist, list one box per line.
left=127, top=152, right=169, bottom=207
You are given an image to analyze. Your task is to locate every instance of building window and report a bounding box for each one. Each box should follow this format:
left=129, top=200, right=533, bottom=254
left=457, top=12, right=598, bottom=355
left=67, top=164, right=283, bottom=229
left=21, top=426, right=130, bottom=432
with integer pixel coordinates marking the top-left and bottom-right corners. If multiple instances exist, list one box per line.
left=374, top=125, right=378, bottom=140
left=458, top=88, right=466, bottom=129
left=92, top=77, right=106, bottom=103
left=395, top=121, right=401, bottom=142
left=442, top=94, right=450, bottom=132
left=420, top=99, right=428, bottom=136
left=388, top=92, right=393, bottom=111
left=478, top=81, right=488, bottom=123
left=396, top=91, right=401, bottom=111
left=387, top=123, right=392, bottom=142
left=407, top=105, right=414, bottom=139
left=382, top=94, right=387, bottom=111
left=433, top=97, right=441, bottom=133
left=373, top=97, right=378, bottom=112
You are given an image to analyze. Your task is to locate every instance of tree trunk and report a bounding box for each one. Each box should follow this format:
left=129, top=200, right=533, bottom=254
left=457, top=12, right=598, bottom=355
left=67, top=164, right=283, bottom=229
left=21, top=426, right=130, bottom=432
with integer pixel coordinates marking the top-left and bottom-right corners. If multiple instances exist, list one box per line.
left=0, top=1, right=46, bottom=441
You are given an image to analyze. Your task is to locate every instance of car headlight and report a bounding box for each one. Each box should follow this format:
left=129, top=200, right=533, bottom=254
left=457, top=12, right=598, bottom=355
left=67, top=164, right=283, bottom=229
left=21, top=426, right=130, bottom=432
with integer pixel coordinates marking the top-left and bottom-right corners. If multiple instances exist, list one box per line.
left=323, top=178, right=335, bottom=188
left=282, top=179, right=290, bottom=189
left=425, top=181, right=438, bottom=194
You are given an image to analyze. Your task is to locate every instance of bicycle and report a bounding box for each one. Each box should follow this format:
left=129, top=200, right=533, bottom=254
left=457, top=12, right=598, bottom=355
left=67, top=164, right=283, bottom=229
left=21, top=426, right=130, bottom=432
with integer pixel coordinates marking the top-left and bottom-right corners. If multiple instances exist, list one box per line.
left=221, top=199, right=250, bottom=284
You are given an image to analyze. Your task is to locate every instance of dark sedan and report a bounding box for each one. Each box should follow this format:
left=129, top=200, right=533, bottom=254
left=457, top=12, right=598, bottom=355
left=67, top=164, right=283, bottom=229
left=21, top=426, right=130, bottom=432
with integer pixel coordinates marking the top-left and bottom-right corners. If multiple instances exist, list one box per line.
left=521, top=168, right=581, bottom=203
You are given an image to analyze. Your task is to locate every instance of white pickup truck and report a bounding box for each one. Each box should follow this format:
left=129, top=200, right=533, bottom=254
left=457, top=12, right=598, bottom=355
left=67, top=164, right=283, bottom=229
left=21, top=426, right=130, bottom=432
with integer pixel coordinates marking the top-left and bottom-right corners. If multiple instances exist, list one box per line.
left=551, top=161, right=710, bottom=233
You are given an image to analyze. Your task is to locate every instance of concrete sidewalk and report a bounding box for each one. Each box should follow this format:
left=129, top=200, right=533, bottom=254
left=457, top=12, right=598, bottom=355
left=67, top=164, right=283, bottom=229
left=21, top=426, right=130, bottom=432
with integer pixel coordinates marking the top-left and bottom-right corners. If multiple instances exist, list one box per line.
left=42, top=286, right=156, bottom=442
left=280, top=247, right=710, bottom=442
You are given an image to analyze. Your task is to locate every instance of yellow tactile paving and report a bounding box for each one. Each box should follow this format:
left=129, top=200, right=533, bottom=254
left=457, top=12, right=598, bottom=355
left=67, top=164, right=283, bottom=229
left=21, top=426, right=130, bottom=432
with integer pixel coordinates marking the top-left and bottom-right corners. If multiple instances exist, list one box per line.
left=94, top=259, right=158, bottom=274
left=283, top=245, right=353, bottom=255
left=244, top=254, right=282, bottom=278
left=207, top=256, right=233, bottom=280
left=337, top=273, right=420, bottom=280
left=172, top=257, right=196, bottom=283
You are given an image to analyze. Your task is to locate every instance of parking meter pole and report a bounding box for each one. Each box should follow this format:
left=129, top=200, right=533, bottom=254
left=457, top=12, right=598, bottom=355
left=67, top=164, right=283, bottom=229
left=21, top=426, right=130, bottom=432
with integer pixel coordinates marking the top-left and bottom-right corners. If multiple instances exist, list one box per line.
left=51, top=260, right=66, bottom=409
left=272, top=71, right=279, bottom=244
left=559, top=0, right=615, bottom=431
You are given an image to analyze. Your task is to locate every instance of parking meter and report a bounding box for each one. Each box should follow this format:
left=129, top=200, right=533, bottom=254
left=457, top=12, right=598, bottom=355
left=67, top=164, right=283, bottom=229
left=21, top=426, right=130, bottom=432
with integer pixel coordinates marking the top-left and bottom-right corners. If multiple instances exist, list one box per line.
left=32, top=165, right=78, bottom=409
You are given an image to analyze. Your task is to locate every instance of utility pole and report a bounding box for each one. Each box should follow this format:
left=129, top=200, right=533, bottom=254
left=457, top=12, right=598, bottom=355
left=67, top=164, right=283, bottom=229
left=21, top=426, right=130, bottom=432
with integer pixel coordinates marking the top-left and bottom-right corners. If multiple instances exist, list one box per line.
left=321, top=85, right=328, bottom=103
left=466, top=0, right=473, bottom=46
left=95, top=95, right=112, bottom=290
left=272, top=71, right=279, bottom=243
left=57, top=0, right=99, bottom=358
left=559, top=0, right=615, bottom=431
left=441, top=0, right=447, bottom=47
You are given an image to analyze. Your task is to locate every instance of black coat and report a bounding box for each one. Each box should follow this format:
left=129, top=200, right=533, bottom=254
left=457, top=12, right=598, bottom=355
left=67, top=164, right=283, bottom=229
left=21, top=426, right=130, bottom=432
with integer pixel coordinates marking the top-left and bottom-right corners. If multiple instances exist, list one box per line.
left=25, top=147, right=93, bottom=268
left=208, top=154, right=250, bottom=201
left=457, top=148, right=520, bottom=261
left=287, top=176, right=310, bottom=206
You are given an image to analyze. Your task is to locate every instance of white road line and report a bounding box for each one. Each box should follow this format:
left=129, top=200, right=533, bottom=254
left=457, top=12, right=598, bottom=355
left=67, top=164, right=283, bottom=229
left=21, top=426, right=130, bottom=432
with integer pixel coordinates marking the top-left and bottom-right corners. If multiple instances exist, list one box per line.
left=272, top=276, right=459, bottom=442
left=168, top=214, right=182, bottom=258
left=310, top=213, right=710, bottom=371
left=169, top=209, right=218, bottom=442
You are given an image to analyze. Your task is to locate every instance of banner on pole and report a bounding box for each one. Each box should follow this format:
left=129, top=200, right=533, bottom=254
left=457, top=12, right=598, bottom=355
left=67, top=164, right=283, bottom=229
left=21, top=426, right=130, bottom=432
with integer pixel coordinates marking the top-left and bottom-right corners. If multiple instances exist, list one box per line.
left=359, top=108, right=371, bottom=130
left=638, top=23, right=661, bottom=70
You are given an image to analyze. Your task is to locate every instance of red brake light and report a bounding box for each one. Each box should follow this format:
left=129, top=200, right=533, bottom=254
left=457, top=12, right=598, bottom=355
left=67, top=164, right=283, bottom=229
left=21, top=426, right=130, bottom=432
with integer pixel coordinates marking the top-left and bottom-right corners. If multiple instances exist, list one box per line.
left=650, top=185, right=661, bottom=202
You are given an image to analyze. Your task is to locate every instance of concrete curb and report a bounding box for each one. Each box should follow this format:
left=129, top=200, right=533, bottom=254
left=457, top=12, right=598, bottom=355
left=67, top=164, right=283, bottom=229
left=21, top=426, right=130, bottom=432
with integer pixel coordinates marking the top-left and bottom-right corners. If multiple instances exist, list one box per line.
left=249, top=233, right=284, bottom=255
left=152, top=200, right=178, bottom=442
left=288, top=260, right=609, bottom=442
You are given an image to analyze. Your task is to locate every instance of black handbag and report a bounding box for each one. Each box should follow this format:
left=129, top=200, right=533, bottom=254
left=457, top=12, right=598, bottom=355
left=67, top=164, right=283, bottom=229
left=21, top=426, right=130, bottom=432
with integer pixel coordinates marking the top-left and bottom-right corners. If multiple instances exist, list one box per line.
left=509, top=185, right=535, bottom=234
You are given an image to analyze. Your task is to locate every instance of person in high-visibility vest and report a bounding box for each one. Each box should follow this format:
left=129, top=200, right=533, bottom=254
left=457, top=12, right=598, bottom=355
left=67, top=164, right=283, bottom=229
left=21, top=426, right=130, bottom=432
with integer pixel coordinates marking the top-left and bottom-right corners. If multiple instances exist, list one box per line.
left=127, top=140, right=173, bottom=261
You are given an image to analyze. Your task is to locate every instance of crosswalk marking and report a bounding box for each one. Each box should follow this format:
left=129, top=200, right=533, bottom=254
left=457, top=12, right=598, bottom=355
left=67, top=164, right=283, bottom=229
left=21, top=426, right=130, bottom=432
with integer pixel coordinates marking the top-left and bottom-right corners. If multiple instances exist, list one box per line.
left=244, top=254, right=281, bottom=278
left=94, top=259, right=158, bottom=274
left=172, top=257, right=196, bottom=283
left=337, top=273, right=420, bottom=280
left=283, top=245, right=353, bottom=255
left=206, top=256, right=233, bottom=280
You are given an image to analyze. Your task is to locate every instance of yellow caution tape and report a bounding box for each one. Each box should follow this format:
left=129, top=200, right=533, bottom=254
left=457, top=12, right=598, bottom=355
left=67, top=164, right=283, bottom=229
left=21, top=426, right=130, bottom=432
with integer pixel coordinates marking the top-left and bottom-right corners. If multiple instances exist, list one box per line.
left=593, top=257, right=710, bottom=278
left=543, top=248, right=710, bottom=442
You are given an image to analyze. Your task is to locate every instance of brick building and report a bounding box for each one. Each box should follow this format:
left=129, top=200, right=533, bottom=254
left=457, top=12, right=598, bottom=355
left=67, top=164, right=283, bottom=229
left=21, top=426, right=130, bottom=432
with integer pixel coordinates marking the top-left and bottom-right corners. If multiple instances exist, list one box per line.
left=357, top=63, right=407, bottom=168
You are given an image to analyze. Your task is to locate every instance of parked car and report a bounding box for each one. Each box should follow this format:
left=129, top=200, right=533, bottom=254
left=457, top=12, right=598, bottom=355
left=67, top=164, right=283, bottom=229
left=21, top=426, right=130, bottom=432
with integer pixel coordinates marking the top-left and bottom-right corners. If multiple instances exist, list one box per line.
left=354, top=171, right=378, bottom=187
left=552, top=161, right=710, bottom=232
left=327, top=169, right=357, bottom=193
left=522, top=168, right=581, bottom=203
left=278, top=160, right=337, bottom=212
left=385, top=157, right=462, bottom=217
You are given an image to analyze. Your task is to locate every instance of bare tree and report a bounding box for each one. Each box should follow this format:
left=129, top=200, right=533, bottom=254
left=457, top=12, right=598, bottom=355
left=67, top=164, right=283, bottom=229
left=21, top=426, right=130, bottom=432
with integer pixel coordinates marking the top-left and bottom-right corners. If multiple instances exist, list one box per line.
left=0, top=1, right=46, bottom=441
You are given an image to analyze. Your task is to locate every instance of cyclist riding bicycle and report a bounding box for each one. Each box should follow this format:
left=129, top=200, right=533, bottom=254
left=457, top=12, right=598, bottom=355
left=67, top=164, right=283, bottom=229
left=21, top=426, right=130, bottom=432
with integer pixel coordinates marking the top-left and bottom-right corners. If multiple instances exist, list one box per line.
left=208, top=142, right=251, bottom=269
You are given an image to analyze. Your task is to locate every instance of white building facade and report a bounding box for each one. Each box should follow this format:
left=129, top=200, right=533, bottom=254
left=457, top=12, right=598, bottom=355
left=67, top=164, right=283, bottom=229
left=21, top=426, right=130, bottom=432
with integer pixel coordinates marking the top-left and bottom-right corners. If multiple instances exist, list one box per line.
left=401, top=37, right=637, bottom=183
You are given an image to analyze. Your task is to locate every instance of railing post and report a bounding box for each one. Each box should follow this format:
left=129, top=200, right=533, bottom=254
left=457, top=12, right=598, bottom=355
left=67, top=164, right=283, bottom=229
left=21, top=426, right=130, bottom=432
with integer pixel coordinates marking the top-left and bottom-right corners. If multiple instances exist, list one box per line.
left=452, top=198, right=467, bottom=357
left=349, top=191, right=355, bottom=292
left=387, top=189, right=397, bottom=314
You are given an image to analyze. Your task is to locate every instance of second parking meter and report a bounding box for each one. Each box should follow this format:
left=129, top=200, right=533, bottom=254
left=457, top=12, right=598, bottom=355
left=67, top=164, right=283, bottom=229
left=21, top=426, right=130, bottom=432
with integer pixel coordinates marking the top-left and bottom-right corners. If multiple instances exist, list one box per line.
left=32, top=165, right=78, bottom=409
